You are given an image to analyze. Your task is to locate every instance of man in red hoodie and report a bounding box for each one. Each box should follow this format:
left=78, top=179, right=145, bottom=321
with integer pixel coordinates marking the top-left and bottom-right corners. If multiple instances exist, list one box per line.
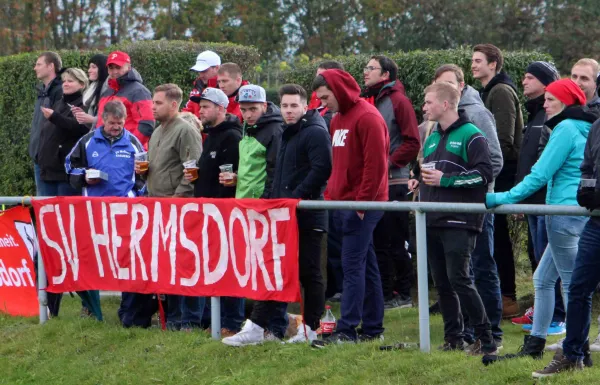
left=217, top=63, right=249, bottom=122
left=182, top=50, right=221, bottom=118
left=362, top=55, right=420, bottom=310
left=311, top=69, right=390, bottom=346
left=308, top=60, right=345, bottom=129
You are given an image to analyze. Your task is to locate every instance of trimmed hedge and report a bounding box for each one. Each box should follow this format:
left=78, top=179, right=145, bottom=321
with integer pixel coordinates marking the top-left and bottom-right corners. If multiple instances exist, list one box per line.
left=283, top=48, right=552, bottom=116
left=0, top=41, right=260, bottom=196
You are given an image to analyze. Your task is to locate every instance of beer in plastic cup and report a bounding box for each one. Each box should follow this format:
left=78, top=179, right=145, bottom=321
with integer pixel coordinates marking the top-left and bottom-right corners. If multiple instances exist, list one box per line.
left=183, top=159, right=199, bottom=181
left=135, top=152, right=149, bottom=172
left=219, top=164, right=234, bottom=180
left=580, top=178, right=597, bottom=188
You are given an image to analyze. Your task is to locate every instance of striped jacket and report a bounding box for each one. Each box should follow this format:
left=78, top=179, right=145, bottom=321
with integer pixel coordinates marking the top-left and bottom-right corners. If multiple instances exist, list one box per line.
left=65, top=128, right=146, bottom=197
left=419, top=114, right=493, bottom=233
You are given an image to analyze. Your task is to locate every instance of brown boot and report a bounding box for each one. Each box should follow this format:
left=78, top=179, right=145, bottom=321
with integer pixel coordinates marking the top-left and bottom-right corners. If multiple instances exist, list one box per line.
left=502, top=296, right=519, bottom=319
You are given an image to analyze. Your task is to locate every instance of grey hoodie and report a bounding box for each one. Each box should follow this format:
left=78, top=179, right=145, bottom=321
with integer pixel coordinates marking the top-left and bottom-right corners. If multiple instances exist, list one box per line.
left=459, top=85, right=504, bottom=192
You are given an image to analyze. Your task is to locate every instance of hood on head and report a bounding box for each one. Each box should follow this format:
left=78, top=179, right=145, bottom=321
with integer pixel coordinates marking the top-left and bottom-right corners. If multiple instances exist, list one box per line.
left=319, top=69, right=361, bottom=114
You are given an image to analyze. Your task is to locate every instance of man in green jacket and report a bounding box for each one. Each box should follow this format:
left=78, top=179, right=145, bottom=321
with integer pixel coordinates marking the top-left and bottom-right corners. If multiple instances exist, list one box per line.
left=472, top=44, right=524, bottom=317
left=410, top=82, right=496, bottom=355
left=219, top=84, right=286, bottom=341
left=135, top=83, right=202, bottom=331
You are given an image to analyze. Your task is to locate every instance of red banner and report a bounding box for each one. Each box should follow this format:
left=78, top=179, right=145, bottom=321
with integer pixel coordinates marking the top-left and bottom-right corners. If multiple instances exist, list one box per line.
left=0, top=206, right=39, bottom=317
left=32, top=197, right=300, bottom=302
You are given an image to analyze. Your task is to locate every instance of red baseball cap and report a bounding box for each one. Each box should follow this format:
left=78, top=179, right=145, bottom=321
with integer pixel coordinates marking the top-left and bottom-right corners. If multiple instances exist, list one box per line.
left=107, top=51, right=131, bottom=67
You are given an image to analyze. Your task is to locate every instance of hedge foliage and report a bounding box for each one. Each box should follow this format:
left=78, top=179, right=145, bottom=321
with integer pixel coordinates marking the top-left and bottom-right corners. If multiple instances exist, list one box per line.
left=283, top=48, right=552, bottom=115
left=0, top=40, right=260, bottom=196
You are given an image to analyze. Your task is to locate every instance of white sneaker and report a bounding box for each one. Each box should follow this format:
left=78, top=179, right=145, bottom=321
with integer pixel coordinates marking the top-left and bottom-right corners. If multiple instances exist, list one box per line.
left=590, top=334, right=600, bottom=352
left=545, top=337, right=565, bottom=351
left=285, top=324, right=318, bottom=344
left=222, top=320, right=264, bottom=347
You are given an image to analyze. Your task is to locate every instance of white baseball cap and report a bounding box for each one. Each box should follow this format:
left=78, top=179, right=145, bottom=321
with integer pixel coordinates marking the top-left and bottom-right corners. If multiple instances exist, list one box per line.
left=190, top=50, right=221, bottom=72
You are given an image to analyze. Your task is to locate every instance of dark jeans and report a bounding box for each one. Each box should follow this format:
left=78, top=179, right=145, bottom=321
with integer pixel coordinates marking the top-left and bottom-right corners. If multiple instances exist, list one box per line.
left=374, top=184, right=413, bottom=299
left=334, top=210, right=384, bottom=338
left=181, top=296, right=206, bottom=327
left=118, top=292, right=157, bottom=328
left=165, top=295, right=182, bottom=329
left=464, top=214, right=503, bottom=342
left=527, top=215, right=565, bottom=323
left=428, top=228, right=494, bottom=351
left=494, top=165, right=516, bottom=300
left=564, top=219, right=600, bottom=362
left=252, top=230, right=325, bottom=331
left=326, top=210, right=344, bottom=297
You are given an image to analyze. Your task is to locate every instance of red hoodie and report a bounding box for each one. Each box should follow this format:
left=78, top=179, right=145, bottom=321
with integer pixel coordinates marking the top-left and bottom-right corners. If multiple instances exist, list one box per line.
left=320, top=69, right=389, bottom=202
left=226, top=80, right=250, bottom=123
left=182, top=77, right=218, bottom=117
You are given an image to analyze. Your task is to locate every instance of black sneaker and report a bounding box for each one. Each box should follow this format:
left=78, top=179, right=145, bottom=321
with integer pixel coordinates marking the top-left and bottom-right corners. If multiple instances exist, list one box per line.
left=357, top=328, right=384, bottom=342
left=532, top=350, right=583, bottom=378
left=311, top=332, right=357, bottom=348
left=395, top=294, right=413, bottom=309
left=494, top=338, right=503, bottom=351
left=384, top=297, right=400, bottom=310
left=327, top=293, right=342, bottom=303
left=465, top=339, right=497, bottom=356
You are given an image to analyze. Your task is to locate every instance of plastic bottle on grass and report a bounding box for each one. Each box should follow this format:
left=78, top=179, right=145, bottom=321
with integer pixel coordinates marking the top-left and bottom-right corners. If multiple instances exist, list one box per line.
left=320, top=305, right=336, bottom=338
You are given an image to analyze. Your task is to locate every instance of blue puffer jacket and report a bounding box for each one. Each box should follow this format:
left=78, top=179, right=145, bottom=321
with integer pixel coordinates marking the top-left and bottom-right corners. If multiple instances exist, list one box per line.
left=486, top=106, right=597, bottom=207
left=65, top=128, right=146, bottom=197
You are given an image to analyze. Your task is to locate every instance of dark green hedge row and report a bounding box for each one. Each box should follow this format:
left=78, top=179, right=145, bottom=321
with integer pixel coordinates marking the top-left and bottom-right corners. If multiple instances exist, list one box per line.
left=283, top=48, right=552, bottom=115
left=0, top=40, right=260, bottom=196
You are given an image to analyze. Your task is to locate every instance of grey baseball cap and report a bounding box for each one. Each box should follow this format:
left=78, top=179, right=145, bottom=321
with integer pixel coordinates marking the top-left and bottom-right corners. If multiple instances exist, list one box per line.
left=237, top=85, right=267, bottom=103
left=200, top=87, right=229, bottom=108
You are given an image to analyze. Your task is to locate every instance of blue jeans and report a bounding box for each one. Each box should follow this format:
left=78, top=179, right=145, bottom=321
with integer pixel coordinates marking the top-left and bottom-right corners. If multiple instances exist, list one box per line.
left=564, top=219, right=600, bottom=362
left=35, top=167, right=78, bottom=197
left=166, top=295, right=183, bottom=329
left=527, top=215, right=565, bottom=323
left=465, top=214, right=503, bottom=342
left=334, top=210, right=384, bottom=338
left=531, top=215, right=588, bottom=338
left=181, top=296, right=205, bottom=328
left=202, top=297, right=246, bottom=332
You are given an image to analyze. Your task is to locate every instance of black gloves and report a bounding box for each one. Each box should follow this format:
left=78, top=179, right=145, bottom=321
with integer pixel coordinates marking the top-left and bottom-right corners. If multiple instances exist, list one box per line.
left=577, top=187, right=600, bottom=211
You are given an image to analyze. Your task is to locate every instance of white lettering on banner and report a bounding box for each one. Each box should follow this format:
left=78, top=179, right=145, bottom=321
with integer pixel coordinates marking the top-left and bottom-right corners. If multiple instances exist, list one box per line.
left=229, top=207, right=250, bottom=287
left=269, top=208, right=289, bottom=291
left=0, top=259, right=35, bottom=287
left=179, top=203, right=200, bottom=287
left=109, top=203, right=129, bottom=279
left=202, top=203, right=228, bottom=285
left=129, top=204, right=149, bottom=281
left=152, top=203, right=178, bottom=284
left=36, top=202, right=294, bottom=292
left=0, top=234, right=19, bottom=248
left=248, top=210, right=275, bottom=291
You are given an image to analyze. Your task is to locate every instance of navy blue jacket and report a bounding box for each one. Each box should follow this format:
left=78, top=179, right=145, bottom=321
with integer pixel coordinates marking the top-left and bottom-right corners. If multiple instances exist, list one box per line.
left=65, top=128, right=146, bottom=197
left=271, top=110, right=332, bottom=231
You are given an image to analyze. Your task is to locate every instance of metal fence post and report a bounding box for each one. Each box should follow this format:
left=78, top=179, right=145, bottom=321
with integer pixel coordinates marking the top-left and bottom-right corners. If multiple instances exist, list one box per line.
left=211, top=297, right=221, bottom=340
left=415, top=210, right=430, bottom=353
left=37, top=248, right=48, bottom=324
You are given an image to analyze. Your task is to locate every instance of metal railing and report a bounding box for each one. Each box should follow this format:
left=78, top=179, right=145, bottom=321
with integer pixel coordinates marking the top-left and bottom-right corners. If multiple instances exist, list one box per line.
left=3, top=196, right=598, bottom=351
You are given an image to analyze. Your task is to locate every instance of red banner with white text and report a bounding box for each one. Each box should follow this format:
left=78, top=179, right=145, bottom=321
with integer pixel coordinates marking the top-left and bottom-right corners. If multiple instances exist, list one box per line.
left=32, top=197, right=300, bottom=302
left=0, top=206, right=39, bottom=317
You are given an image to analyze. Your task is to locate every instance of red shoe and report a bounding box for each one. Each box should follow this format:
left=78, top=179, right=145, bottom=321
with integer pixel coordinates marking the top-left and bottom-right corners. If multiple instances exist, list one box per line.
left=511, top=307, right=533, bottom=325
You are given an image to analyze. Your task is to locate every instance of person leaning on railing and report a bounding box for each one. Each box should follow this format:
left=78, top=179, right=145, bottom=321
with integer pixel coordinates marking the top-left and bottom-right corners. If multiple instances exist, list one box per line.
left=484, top=78, right=598, bottom=365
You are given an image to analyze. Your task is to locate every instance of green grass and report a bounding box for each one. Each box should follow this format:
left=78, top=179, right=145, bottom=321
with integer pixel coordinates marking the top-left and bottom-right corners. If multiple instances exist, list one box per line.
left=2, top=254, right=600, bottom=385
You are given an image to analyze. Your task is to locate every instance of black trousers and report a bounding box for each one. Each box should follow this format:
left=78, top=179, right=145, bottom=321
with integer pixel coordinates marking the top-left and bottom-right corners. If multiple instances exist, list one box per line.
left=428, top=228, right=494, bottom=351
left=493, top=163, right=516, bottom=300
left=252, top=229, right=325, bottom=331
left=373, top=184, right=413, bottom=299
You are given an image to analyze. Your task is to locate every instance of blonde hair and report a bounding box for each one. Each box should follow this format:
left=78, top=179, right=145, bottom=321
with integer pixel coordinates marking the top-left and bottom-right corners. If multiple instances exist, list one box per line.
left=62, top=68, right=89, bottom=89
left=424, top=82, right=460, bottom=109
left=180, top=112, right=203, bottom=133
left=574, top=58, right=600, bottom=75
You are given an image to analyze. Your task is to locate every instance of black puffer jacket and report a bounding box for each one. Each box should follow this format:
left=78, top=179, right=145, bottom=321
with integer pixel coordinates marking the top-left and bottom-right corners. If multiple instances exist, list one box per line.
left=515, top=95, right=551, bottom=204
left=194, top=114, right=242, bottom=198
left=271, top=110, right=332, bottom=231
left=36, top=91, right=89, bottom=182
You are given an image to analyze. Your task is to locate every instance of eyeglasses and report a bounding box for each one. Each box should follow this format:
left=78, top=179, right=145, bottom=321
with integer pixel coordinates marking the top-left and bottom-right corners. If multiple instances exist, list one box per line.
left=363, top=66, right=382, bottom=73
